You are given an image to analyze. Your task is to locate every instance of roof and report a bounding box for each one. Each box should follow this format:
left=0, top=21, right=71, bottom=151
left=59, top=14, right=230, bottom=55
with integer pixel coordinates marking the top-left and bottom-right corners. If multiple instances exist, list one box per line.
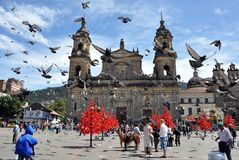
left=25, top=103, right=62, bottom=116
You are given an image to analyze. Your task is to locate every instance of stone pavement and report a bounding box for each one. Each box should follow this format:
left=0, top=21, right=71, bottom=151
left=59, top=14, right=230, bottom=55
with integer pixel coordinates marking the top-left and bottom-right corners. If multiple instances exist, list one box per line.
left=0, top=128, right=239, bottom=160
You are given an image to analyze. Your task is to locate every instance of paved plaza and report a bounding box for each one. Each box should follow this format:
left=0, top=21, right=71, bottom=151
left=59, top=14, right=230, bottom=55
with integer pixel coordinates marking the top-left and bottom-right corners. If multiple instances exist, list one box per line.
left=0, top=128, right=238, bottom=160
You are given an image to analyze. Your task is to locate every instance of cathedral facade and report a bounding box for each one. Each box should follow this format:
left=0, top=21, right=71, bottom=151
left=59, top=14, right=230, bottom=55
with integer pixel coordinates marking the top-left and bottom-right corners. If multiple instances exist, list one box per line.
left=67, top=17, right=179, bottom=124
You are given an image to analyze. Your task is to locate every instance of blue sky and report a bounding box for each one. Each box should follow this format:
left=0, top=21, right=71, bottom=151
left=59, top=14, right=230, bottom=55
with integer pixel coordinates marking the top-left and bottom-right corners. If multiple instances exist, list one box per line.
left=0, top=0, right=239, bottom=90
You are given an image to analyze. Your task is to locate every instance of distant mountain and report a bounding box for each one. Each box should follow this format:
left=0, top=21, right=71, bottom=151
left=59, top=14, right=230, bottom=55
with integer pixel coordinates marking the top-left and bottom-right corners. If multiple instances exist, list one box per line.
left=27, top=86, right=67, bottom=104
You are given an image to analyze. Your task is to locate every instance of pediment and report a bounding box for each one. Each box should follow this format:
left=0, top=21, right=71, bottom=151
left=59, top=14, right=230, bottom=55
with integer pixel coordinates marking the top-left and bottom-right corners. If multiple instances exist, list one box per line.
left=111, top=48, right=143, bottom=59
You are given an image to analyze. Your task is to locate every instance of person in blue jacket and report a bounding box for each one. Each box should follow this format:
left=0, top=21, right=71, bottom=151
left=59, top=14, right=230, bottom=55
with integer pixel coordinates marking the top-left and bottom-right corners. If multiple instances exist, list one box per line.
left=15, top=124, right=38, bottom=160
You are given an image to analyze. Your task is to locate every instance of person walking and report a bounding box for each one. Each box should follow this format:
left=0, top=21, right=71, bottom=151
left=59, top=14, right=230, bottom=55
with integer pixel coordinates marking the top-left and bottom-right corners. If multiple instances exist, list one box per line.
left=13, top=123, right=20, bottom=144
left=215, top=123, right=233, bottom=160
left=143, top=121, right=153, bottom=157
left=167, top=127, right=173, bottom=147
left=228, top=124, right=237, bottom=149
left=159, top=119, right=168, bottom=158
left=152, top=128, right=160, bottom=152
left=173, top=127, right=181, bottom=146
left=15, top=125, right=38, bottom=160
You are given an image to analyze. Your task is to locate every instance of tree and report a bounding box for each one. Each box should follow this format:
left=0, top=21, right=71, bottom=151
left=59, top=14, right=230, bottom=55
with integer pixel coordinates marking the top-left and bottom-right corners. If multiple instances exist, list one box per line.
left=197, top=115, right=212, bottom=131
left=224, top=114, right=236, bottom=128
left=152, top=107, right=175, bottom=129
left=48, top=98, right=66, bottom=115
left=0, top=96, right=23, bottom=121
left=79, top=98, right=101, bottom=147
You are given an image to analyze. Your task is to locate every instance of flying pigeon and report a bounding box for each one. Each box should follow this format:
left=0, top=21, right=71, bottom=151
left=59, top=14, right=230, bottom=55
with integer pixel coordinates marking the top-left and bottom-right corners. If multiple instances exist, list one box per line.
left=22, top=21, right=41, bottom=33
left=144, top=49, right=151, bottom=56
left=10, top=7, right=15, bottom=12
left=55, top=64, right=68, bottom=76
left=22, top=50, right=29, bottom=55
left=74, top=17, right=85, bottom=23
left=214, top=58, right=223, bottom=68
left=48, top=46, right=61, bottom=53
left=11, top=67, right=20, bottom=74
left=92, top=44, right=113, bottom=63
left=82, top=59, right=99, bottom=66
left=27, top=41, right=36, bottom=45
left=37, top=64, right=54, bottom=79
left=5, top=51, right=14, bottom=57
left=210, top=40, right=222, bottom=50
left=82, top=1, right=90, bottom=9
left=186, top=43, right=216, bottom=70
left=118, top=16, right=131, bottom=23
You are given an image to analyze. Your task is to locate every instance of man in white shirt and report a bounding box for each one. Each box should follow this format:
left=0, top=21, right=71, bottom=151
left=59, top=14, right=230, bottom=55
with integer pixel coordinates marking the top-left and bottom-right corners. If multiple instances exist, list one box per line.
left=160, top=119, right=168, bottom=158
left=215, top=123, right=233, bottom=160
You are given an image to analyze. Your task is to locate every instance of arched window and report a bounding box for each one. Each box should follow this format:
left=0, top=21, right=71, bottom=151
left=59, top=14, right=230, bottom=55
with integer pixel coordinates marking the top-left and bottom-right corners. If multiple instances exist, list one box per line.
left=75, top=65, right=81, bottom=76
left=74, top=103, right=77, bottom=110
left=162, top=42, right=168, bottom=49
left=163, top=65, right=171, bottom=76
left=78, top=42, right=83, bottom=50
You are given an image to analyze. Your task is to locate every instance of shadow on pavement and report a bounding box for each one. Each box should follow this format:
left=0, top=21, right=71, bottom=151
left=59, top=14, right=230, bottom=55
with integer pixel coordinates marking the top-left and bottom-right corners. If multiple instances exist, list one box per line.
left=62, top=145, right=90, bottom=149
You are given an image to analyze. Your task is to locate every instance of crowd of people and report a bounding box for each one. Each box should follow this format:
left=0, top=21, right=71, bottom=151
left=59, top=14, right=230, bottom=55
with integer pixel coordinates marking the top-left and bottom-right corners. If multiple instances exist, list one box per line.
left=2, top=118, right=237, bottom=160
left=119, top=119, right=237, bottom=159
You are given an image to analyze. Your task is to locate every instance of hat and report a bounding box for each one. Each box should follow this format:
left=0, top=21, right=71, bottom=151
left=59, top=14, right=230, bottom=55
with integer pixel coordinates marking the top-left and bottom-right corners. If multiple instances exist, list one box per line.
left=218, top=123, right=223, bottom=128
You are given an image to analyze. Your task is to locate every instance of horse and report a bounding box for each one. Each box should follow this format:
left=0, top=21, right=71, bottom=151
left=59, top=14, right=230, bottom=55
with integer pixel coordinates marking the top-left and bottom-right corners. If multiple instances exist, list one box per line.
left=116, top=129, right=140, bottom=151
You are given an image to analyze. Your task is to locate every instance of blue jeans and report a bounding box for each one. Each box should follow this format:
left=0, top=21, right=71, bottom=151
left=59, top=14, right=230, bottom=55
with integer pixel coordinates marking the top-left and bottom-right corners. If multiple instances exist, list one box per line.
left=160, top=137, right=167, bottom=151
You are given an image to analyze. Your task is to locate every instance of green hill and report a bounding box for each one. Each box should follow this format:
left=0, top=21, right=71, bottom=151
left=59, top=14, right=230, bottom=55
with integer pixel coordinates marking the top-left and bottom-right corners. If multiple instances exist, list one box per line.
left=27, top=86, right=67, bottom=104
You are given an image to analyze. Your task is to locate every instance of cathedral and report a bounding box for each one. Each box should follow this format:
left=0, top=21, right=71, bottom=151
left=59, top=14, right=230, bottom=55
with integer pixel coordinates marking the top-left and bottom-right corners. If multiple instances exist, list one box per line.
left=66, top=16, right=180, bottom=124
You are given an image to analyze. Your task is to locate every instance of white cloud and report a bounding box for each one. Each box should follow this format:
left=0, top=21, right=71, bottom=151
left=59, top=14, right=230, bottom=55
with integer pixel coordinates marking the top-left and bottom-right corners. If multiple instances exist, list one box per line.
left=0, top=34, right=25, bottom=52
left=214, top=8, right=228, bottom=16
left=0, top=3, right=64, bottom=45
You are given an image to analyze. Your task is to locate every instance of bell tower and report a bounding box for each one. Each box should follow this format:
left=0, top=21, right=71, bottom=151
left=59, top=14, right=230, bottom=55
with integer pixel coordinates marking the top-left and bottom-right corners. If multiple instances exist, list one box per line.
left=68, top=17, right=91, bottom=82
left=153, top=13, right=177, bottom=80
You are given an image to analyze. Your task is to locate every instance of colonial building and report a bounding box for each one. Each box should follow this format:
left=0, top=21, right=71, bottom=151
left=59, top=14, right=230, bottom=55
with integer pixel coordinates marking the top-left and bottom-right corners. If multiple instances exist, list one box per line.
left=178, top=71, right=223, bottom=124
left=5, top=78, right=24, bottom=93
left=67, top=17, right=180, bottom=123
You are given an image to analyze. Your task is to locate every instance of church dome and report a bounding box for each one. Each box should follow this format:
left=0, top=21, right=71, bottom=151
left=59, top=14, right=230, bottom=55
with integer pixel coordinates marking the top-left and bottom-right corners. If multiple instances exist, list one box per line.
left=187, top=71, right=205, bottom=88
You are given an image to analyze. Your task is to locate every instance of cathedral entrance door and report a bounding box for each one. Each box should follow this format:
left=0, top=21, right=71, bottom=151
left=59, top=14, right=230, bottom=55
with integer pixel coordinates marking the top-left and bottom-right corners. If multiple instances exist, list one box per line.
left=116, top=107, right=127, bottom=124
left=143, top=109, right=152, bottom=118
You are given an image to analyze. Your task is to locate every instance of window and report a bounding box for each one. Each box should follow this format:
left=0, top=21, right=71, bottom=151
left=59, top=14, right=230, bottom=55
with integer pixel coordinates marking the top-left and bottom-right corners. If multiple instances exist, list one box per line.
left=180, top=98, right=184, bottom=103
left=188, top=98, right=192, bottom=103
left=180, top=108, right=184, bottom=115
left=188, top=107, right=192, bottom=115
left=205, top=98, right=209, bottom=103
left=197, top=108, right=201, bottom=113
left=196, top=98, right=200, bottom=103
left=74, top=103, right=77, bottom=110
left=163, top=65, right=171, bottom=76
